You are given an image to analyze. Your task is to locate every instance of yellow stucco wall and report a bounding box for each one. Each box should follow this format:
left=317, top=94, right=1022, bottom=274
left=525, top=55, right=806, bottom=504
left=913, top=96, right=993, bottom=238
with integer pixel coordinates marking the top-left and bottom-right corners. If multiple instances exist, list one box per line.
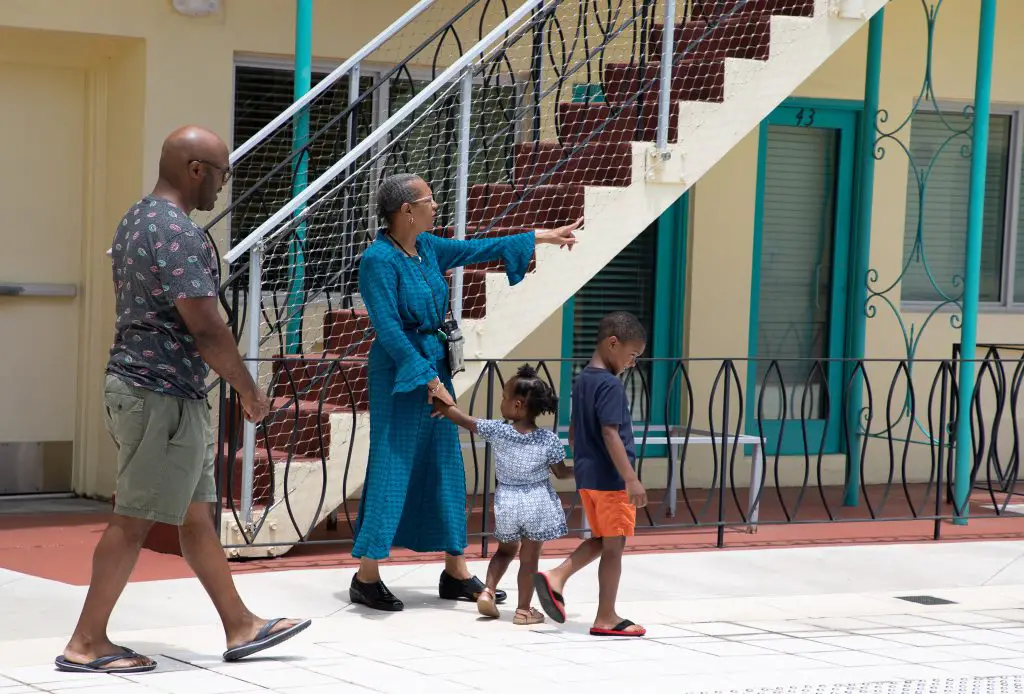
left=684, top=0, right=1024, bottom=487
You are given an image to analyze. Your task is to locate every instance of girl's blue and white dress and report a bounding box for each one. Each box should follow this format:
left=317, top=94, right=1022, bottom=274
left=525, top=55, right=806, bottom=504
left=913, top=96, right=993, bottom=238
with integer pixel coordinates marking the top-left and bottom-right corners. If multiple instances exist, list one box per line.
left=475, top=420, right=569, bottom=543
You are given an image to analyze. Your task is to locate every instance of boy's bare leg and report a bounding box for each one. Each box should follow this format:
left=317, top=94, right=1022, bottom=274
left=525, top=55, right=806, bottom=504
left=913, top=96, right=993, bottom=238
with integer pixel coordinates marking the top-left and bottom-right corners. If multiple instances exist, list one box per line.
left=543, top=536, right=603, bottom=595
left=593, top=536, right=642, bottom=632
left=516, top=540, right=543, bottom=611
left=178, top=503, right=303, bottom=648
left=62, top=515, right=156, bottom=669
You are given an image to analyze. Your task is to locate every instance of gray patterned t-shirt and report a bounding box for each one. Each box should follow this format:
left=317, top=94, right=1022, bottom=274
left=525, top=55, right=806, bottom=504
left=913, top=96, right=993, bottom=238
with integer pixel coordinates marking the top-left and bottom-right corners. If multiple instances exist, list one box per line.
left=106, top=196, right=220, bottom=400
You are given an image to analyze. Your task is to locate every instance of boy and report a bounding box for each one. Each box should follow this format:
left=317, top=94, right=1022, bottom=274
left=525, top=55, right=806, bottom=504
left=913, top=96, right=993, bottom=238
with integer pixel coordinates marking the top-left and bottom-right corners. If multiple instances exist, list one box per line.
left=533, top=311, right=648, bottom=637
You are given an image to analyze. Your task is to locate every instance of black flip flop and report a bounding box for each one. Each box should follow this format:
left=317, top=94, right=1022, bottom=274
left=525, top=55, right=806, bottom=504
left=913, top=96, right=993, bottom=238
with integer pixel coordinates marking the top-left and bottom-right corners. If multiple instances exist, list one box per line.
left=54, top=648, right=157, bottom=674
left=590, top=619, right=646, bottom=637
left=532, top=572, right=566, bottom=624
left=222, top=618, right=312, bottom=662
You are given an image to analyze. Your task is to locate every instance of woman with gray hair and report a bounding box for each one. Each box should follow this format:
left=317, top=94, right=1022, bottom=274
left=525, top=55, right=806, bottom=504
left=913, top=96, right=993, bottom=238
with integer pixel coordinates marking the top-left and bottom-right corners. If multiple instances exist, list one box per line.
left=350, top=173, right=580, bottom=611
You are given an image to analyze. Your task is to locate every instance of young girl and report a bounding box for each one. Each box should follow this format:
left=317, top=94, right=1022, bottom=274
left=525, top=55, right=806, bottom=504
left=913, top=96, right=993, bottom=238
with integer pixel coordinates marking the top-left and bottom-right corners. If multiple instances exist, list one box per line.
left=434, top=364, right=572, bottom=624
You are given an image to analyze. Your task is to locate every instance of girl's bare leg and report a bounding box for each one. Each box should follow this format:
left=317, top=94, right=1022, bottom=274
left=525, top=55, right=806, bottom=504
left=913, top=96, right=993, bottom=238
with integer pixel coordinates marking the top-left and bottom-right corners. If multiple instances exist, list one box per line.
left=516, top=540, right=543, bottom=611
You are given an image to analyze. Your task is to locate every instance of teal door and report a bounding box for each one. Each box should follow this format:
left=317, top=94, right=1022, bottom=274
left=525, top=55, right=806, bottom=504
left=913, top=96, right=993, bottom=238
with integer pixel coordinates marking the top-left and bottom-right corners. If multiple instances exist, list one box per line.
left=747, top=103, right=858, bottom=456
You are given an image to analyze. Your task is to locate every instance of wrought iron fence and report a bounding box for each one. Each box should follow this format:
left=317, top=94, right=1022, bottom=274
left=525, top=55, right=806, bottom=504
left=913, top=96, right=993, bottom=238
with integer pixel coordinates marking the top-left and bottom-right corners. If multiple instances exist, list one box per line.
left=215, top=351, right=1024, bottom=553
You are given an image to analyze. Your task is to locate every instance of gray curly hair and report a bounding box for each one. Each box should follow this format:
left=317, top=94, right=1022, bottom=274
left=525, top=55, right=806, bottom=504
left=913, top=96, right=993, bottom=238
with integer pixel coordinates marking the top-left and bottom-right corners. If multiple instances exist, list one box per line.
left=376, top=173, right=423, bottom=226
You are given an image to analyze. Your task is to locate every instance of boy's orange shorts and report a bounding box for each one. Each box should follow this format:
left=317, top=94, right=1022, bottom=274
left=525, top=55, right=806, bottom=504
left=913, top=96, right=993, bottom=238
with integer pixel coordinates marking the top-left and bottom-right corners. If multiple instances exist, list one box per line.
left=579, top=489, right=636, bottom=537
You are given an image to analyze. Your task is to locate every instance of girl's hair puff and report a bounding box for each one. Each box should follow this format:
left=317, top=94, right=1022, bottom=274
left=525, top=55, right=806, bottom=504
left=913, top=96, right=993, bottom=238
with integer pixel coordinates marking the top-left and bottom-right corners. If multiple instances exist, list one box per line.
left=509, top=364, right=558, bottom=418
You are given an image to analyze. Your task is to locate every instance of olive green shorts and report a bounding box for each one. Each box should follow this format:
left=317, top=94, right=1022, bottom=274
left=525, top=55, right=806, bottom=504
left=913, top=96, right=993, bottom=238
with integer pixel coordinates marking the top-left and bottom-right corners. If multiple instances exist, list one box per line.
left=104, top=374, right=217, bottom=525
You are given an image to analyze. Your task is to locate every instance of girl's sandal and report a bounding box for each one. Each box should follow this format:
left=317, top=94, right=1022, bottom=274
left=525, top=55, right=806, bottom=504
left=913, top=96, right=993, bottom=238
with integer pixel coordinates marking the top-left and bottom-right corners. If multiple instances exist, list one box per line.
left=513, top=607, right=545, bottom=626
left=476, top=588, right=500, bottom=619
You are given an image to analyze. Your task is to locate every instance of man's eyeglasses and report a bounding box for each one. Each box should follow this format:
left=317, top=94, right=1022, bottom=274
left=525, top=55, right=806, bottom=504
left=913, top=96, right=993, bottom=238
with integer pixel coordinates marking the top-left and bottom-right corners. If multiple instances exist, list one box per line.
left=190, top=159, right=232, bottom=183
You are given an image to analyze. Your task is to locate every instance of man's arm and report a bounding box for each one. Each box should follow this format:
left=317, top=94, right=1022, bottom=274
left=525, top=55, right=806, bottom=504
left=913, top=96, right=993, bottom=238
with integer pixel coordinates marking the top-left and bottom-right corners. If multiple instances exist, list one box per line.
left=175, top=296, right=268, bottom=422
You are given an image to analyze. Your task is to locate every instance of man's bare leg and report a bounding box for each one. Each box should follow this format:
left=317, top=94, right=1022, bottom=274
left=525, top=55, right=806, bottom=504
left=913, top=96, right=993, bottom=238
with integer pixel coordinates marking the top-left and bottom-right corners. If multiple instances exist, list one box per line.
left=178, top=503, right=303, bottom=649
left=62, top=515, right=155, bottom=669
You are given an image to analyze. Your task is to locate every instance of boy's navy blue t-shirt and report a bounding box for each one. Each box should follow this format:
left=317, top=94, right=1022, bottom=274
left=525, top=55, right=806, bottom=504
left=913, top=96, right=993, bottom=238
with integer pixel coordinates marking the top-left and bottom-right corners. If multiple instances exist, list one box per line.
left=570, top=366, right=635, bottom=491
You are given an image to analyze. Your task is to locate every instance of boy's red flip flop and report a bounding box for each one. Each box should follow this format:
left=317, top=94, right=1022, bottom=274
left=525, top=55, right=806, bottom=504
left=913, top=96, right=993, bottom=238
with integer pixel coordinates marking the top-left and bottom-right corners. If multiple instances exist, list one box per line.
left=532, top=572, right=566, bottom=624
left=590, top=619, right=646, bottom=637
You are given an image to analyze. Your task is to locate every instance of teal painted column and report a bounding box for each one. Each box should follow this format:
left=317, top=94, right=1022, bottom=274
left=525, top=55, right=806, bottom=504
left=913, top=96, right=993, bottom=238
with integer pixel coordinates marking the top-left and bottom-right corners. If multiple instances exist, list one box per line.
left=286, top=0, right=313, bottom=355
left=844, top=9, right=885, bottom=507
left=953, top=0, right=998, bottom=525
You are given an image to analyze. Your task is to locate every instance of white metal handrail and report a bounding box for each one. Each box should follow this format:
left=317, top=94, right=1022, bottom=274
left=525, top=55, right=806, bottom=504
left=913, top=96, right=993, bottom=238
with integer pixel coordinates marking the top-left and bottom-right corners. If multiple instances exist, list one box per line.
left=228, top=0, right=436, bottom=166
left=224, top=0, right=550, bottom=265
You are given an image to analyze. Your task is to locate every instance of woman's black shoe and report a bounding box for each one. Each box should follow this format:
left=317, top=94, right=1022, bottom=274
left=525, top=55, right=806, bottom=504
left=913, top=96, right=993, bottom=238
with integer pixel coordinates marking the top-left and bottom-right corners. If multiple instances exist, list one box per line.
left=438, top=571, right=507, bottom=604
left=349, top=575, right=404, bottom=611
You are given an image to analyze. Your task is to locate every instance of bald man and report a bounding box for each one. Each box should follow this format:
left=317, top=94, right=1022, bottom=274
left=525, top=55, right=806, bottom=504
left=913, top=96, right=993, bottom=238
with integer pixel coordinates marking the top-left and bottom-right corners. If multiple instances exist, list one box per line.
left=58, top=126, right=310, bottom=674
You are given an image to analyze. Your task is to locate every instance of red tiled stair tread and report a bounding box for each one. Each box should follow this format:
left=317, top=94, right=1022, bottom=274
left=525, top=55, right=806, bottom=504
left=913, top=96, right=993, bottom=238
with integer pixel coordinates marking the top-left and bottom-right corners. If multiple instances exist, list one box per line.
left=467, top=184, right=584, bottom=228
left=514, top=141, right=633, bottom=188
left=263, top=395, right=351, bottom=457
left=271, top=353, right=368, bottom=409
left=691, top=0, right=814, bottom=19
left=557, top=102, right=677, bottom=146
left=605, top=59, right=727, bottom=106
left=649, top=14, right=771, bottom=61
left=647, top=20, right=708, bottom=60
left=322, top=309, right=372, bottom=357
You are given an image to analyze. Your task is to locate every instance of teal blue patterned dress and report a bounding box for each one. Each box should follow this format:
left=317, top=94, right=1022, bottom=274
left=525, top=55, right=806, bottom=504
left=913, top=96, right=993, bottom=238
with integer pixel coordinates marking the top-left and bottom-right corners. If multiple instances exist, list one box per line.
left=353, top=229, right=536, bottom=559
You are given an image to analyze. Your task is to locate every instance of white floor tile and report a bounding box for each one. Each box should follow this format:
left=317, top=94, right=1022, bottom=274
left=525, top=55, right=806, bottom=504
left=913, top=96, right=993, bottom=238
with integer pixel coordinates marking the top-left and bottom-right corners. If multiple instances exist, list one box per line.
left=876, top=631, right=965, bottom=647
left=122, top=670, right=253, bottom=694
left=207, top=667, right=338, bottom=689
left=748, top=635, right=845, bottom=654
left=397, top=656, right=489, bottom=676
left=805, top=650, right=903, bottom=667
left=880, top=646, right=968, bottom=664
left=809, top=634, right=898, bottom=651
left=678, top=621, right=765, bottom=636
left=682, top=640, right=779, bottom=658
left=936, top=659, right=1024, bottom=677
left=13, top=543, right=1024, bottom=692
left=274, top=686, right=376, bottom=694
left=862, top=614, right=953, bottom=628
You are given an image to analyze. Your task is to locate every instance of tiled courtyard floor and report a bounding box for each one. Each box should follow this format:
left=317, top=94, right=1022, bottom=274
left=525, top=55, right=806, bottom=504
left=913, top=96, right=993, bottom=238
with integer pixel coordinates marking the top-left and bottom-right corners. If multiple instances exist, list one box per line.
left=7, top=534, right=1024, bottom=692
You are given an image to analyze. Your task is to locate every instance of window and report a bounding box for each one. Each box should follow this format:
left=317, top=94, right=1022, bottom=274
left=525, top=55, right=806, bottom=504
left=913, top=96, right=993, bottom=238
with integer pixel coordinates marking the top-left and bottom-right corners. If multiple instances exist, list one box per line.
left=231, top=64, right=376, bottom=248
left=231, top=63, right=377, bottom=296
left=559, top=194, right=688, bottom=443
left=901, top=108, right=1022, bottom=306
left=565, top=221, right=657, bottom=419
